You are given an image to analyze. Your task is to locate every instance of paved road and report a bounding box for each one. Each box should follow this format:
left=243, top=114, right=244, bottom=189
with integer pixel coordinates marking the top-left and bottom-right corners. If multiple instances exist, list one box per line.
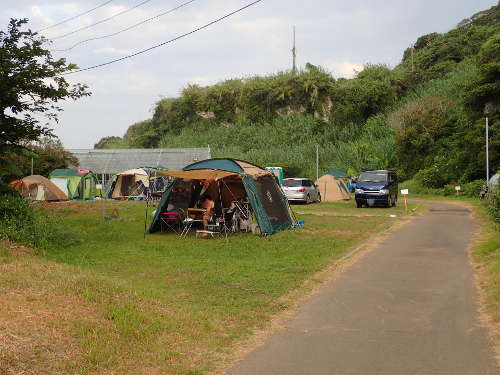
left=228, top=202, right=497, bottom=375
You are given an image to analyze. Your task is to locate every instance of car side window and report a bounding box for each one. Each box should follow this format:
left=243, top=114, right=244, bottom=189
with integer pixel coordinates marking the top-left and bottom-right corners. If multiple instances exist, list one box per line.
left=303, top=180, right=310, bottom=187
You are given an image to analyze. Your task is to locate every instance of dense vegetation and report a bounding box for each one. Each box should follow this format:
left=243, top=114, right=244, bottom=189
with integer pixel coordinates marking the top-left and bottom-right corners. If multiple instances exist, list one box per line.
left=0, top=18, right=89, bottom=183
left=96, top=5, right=499, bottom=188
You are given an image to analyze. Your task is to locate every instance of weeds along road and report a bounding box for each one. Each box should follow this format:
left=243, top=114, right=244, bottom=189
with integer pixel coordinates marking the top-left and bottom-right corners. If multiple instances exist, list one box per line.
left=228, top=201, right=497, bottom=375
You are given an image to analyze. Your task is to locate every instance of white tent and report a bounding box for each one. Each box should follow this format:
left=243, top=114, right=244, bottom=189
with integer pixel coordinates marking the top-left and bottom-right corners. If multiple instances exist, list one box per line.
left=488, top=173, right=499, bottom=193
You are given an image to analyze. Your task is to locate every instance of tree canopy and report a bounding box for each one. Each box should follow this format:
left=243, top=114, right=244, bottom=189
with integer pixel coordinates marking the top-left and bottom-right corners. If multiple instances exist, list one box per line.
left=0, top=18, right=90, bottom=152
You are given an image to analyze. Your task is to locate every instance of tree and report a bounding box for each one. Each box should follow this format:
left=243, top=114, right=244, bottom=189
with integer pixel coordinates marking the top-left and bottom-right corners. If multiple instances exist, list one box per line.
left=0, top=137, right=78, bottom=181
left=0, top=18, right=90, bottom=159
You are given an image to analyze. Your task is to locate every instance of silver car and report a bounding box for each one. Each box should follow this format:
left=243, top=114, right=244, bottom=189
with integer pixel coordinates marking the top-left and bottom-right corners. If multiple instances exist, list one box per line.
left=282, top=178, right=321, bottom=204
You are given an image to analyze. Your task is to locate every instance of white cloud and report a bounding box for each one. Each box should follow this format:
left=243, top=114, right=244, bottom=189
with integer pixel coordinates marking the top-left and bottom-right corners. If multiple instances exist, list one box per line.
left=323, top=61, right=364, bottom=79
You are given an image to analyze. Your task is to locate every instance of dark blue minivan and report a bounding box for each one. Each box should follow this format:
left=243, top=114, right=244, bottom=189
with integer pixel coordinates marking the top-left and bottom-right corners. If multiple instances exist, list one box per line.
left=355, top=170, right=398, bottom=208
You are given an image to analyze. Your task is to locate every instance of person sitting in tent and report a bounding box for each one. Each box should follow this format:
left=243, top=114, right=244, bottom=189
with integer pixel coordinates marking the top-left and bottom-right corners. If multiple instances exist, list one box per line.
left=200, top=194, right=215, bottom=229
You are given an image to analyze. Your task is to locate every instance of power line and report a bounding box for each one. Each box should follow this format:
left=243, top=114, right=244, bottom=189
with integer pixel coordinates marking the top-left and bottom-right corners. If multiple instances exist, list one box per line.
left=48, top=0, right=155, bottom=41
left=37, top=0, right=116, bottom=32
left=53, top=0, right=197, bottom=52
left=61, top=0, right=263, bottom=76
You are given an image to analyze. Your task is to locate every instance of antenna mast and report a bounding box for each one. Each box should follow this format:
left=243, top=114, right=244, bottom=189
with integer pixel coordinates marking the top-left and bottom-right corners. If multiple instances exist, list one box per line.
left=292, top=25, right=297, bottom=73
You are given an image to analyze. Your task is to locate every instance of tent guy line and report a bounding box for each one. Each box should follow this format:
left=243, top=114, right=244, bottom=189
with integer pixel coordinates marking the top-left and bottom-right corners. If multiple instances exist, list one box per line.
left=51, top=0, right=198, bottom=52
left=59, top=0, right=263, bottom=76
left=36, top=0, right=116, bottom=32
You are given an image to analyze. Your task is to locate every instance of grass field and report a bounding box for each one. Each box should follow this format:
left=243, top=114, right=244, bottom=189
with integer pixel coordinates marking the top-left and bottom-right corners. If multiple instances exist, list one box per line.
left=1, top=199, right=419, bottom=374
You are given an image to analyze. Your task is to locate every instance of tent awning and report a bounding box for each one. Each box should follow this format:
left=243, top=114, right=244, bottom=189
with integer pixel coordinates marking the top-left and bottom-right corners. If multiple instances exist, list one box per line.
left=157, top=169, right=239, bottom=180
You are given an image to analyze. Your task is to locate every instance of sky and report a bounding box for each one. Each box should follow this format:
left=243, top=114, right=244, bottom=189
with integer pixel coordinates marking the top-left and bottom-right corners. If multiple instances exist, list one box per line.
left=2, top=0, right=498, bottom=149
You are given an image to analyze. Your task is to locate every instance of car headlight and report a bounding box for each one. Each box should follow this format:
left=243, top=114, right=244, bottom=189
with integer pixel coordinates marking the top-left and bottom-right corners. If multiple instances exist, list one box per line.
left=355, top=188, right=364, bottom=193
left=380, top=189, right=389, bottom=194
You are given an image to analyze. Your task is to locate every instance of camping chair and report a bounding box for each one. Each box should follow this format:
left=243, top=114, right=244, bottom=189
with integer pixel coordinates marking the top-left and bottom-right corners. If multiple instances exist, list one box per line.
left=160, top=211, right=183, bottom=234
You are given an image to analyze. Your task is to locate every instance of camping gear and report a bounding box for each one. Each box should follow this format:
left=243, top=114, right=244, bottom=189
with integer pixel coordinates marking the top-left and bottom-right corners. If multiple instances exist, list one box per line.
left=149, top=158, right=295, bottom=236
left=49, top=169, right=99, bottom=200
left=315, top=174, right=351, bottom=202
left=10, top=175, right=67, bottom=201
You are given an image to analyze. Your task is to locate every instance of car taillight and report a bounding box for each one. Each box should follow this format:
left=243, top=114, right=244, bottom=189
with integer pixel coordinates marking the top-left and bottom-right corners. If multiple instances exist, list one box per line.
left=297, top=188, right=305, bottom=192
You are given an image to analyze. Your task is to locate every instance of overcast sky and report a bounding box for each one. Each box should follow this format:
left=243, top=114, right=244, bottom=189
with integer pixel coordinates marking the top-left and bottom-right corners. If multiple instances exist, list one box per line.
left=2, top=0, right=497, bottom=149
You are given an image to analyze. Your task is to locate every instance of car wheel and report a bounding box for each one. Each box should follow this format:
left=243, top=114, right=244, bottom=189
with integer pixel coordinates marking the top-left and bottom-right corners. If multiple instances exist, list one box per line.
left=306, top=194, right=311, bottom=204
left=356, top=201, right=362, bottom=208
left=385, top=197, right=391, bottom=208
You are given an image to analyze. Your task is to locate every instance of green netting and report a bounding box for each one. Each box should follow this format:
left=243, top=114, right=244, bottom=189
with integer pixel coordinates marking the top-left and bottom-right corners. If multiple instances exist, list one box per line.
left=243, top=175, right=294, bottom=236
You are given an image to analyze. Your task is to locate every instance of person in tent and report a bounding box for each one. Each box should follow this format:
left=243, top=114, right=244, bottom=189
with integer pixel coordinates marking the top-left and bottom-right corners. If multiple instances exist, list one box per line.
left=200, top=194, right=215, bottom=229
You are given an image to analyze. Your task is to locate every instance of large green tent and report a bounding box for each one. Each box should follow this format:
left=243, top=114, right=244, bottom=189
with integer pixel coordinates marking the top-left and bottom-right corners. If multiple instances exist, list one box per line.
left=49, top=169, right=100, bottom=200
left=149, top=158, right=295, bottom=236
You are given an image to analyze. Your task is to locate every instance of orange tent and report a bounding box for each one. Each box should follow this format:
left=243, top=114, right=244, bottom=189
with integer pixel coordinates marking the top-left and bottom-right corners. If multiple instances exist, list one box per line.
left=10, top=175, right=68, bottom=201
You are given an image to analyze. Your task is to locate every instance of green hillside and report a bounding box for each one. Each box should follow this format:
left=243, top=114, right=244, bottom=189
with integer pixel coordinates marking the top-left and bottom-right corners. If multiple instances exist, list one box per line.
left=96, top=4, right=500, bottom=185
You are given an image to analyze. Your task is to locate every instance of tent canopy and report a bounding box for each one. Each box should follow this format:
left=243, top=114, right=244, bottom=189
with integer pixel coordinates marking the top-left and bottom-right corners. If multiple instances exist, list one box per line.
left=149, top=158, right=294, bottom=236
left=183, top=158, right=272, bottom=178
left=158, top=169, right=238, bottom=180
left=10, top=175, right=67, bottom=201
left=323, top=168, right=350, bottom=178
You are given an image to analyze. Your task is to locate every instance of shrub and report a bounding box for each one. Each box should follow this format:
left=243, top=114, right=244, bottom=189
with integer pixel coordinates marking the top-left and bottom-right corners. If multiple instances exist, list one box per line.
left=0, top=192, right=80, bottom=250
left=488, top=193, right=500, bottom=225
left=414, top=167, right=445, bottom=188
left=461, top=179, right=486, bottom=197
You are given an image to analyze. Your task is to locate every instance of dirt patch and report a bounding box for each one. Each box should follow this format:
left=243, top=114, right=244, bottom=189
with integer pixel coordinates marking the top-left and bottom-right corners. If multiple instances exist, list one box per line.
left=297, top=210, right=404, bottom=218
left=0, top=262, right=106, bottom=375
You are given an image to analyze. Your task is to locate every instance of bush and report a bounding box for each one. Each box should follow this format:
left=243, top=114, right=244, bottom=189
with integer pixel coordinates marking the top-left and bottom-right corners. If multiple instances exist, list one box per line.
left=461, top=179, right=486, bottom=197
left=414, top=166, right=445, bottom=188
left=0, top=192, right=80, bottom=250
left=488, top=193, right=500, bottom=225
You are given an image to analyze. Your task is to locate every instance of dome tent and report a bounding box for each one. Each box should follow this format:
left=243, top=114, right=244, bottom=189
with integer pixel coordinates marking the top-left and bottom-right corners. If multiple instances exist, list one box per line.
left=49, top=169, right=99, bottom=200
left=149, top=158, right=295, bottom=236
left=10, top=175, right=67, bottom=201
left=315, top=169, right=351, bottom=202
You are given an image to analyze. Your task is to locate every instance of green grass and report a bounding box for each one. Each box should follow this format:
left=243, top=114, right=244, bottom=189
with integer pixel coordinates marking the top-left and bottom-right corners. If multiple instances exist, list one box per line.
left=466, top=199, right=500, bottom=333
left=0, top=200, right=419, bottom=374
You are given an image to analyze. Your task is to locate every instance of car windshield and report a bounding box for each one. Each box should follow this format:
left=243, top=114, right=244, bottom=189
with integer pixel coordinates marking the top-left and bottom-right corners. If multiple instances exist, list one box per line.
left=283, top=180, right=303, bottom=187
left=358, top=171, right=388, bottom=183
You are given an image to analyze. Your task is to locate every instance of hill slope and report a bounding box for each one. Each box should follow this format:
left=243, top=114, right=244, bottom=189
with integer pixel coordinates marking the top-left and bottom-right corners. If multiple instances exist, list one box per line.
left=96, top=4, right=500, bottom=183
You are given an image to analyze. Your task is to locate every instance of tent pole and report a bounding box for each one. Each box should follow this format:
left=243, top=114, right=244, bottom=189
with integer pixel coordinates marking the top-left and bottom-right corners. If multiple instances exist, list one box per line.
left=144, top=197, right=149, bottom=239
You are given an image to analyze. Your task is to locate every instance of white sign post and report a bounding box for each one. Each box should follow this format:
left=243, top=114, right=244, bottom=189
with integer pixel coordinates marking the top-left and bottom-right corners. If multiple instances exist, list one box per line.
left=455, top=186, right=461, bottom=197
left=401, top=189, right=409, bottom=211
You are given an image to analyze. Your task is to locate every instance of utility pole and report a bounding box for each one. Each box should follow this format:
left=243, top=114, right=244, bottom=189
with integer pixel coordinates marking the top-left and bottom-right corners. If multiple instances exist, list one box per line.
left=292, top=25, right=297, bottom=73
left=486, top=117, right=489, bottom=182
left=316, top=144, right=319, bottom=181
left=411, top=44, right=415, bottom=72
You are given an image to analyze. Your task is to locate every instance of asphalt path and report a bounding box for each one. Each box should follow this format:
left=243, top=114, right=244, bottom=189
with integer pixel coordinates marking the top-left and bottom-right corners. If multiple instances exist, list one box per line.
left=228, top=202, right=497, bottom=375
